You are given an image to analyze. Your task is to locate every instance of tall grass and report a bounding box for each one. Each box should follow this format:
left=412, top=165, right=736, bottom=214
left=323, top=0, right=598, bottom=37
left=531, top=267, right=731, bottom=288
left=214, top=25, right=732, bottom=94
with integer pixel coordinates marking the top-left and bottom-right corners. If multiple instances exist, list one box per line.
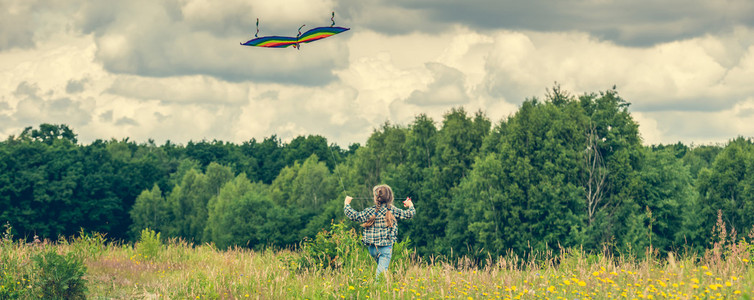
left=1, top=221, right=753, bottom=299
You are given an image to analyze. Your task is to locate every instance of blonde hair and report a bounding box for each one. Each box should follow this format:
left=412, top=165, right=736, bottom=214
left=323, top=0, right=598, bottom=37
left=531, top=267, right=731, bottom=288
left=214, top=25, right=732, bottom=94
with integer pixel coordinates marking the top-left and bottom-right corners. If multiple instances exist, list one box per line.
left=362, top=184, right=396, bottom=228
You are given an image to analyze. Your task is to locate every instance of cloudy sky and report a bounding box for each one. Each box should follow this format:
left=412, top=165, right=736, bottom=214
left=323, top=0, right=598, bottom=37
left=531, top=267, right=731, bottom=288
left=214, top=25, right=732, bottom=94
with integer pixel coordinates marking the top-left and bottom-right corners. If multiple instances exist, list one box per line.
left=2, top=0, right=754, bottom=146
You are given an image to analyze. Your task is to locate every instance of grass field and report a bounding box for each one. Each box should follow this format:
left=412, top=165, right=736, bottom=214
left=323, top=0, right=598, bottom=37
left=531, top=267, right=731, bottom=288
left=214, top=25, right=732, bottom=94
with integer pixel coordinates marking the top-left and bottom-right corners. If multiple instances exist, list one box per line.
left=2, top=226, right=753, bottom=299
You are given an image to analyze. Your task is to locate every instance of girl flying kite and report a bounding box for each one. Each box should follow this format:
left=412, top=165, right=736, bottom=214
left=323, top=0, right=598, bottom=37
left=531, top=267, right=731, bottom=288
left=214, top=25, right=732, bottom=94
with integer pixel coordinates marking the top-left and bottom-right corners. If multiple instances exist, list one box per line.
left=344, top=185, right=415, bottom=279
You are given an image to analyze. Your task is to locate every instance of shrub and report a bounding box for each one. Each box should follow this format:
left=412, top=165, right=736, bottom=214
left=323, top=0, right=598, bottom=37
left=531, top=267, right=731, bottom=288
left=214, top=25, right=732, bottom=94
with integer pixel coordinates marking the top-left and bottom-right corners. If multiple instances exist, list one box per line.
left=0, top=256, right=30, bottom=299
left=69, top=229, right=107, bottom=260
left=289, top=220, right=416, bottom=273
left=291, top=220, right=368, bottom=271
left=32, top=249, right=88, bottom=300
left=390, top=235, right=415, bottom=271
left=0, top=222, right=35, bottom=299
left=137, top=228, right=163, bottom=260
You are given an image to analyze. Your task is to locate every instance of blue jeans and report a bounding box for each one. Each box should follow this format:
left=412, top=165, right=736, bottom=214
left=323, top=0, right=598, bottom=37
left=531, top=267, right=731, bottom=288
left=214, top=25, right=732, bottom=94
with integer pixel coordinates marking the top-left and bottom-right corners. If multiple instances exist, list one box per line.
left=367, top=244, right=392, bottom=278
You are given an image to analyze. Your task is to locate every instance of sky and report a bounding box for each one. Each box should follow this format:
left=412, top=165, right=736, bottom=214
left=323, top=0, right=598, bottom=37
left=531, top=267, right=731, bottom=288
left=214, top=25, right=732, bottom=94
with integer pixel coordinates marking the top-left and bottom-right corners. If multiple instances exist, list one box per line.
left=1, top=0, right=754, bottom=147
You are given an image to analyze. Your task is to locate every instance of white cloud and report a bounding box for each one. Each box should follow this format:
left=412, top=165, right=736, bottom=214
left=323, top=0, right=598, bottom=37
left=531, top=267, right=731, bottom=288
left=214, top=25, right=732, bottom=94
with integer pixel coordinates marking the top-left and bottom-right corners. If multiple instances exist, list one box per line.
left=2, top=0, right=754, bottom=148
left=359, top=0, right=754, bottom=46
left=233, top=82, right=366, bottom=145
left=108, top=75, right=250, bottom=105
left=481, top=28, right=754, bottom=111
left=404, top=62, right=469, bottom=106
left=638, top=98, right=754, bottom=145
left=10, top=81, right=93, bottom=127
left=335, top=27, right=507, bottom=127
left=631, top=112, right=663, bottom=145
left=68, top=0, right=352, bottom=84
left=0, top=0, right=37, bottom=50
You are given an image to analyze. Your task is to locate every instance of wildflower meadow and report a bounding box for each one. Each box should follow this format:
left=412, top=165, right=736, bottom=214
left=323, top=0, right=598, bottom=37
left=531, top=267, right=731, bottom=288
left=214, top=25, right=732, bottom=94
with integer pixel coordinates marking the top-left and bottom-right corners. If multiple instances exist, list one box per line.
left=1, top=221, right=753, bottom=299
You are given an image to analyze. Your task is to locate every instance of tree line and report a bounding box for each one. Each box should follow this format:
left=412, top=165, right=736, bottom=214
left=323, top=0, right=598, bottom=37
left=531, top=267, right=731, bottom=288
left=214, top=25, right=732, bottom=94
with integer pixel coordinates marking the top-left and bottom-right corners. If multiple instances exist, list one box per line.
left=2, top=86, right=753, bottom=259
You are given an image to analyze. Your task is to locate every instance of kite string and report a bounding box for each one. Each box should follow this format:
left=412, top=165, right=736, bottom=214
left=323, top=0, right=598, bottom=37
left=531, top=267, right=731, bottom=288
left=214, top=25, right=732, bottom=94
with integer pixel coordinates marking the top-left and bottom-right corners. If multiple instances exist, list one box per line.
left=327, top=142, right=409, bottom=203
left=328, top=143, right=349, bottom=197
left=295, top=24, right=305, bottom=49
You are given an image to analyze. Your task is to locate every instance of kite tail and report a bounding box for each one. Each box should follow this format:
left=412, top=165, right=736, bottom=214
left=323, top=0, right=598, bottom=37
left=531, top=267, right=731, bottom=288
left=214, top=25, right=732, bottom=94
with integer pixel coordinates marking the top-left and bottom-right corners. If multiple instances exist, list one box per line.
left=331, top=11, right=335, bottom=27
left=255, top=18, right=259, bottom=38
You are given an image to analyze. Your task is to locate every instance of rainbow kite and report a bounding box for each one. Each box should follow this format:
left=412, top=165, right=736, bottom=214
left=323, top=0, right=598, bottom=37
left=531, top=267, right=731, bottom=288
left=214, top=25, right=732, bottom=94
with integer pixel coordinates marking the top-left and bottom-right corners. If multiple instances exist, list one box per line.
left=241, top=12, right=350, bottom=49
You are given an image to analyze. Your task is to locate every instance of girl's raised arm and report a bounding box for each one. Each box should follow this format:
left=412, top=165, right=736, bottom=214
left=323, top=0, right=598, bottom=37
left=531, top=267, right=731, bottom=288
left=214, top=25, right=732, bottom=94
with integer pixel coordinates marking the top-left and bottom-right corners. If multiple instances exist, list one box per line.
left=344, top=196, right=373, bottom=222
left=392, top=197, right=416, bottom=220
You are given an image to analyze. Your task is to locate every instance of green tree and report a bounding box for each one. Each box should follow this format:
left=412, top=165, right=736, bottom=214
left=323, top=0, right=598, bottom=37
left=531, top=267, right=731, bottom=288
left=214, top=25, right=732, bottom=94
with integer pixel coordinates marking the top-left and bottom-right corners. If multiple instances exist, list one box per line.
left=19, top=123, right=77, bottom=145
left=633, top=147, right=696, bottom=254
left=241, top=136, right=284, bottom=184
left=206, top=173, right=288, bottom=249
left=456, top=96, right=586, bottom=257
left=270, top=154, right=338, bottom=243
left=577, top=89, right=644, bottom=253
left=682, top=144, right=722, bottom=179
left=165, top=163, right=233, bottom=243
left=696, top=137, right=754, bottom=244
left=130, top=184, right=168, bottom=237
left=390, top=114, right=439, bottom=256
left=435, top=108, right=490, bottom=255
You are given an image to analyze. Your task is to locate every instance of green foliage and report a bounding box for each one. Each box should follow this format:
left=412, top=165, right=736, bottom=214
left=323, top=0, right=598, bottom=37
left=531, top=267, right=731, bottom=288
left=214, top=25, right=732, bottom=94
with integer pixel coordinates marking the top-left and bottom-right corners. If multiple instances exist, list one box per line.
left=0, top=254, right=30, bottom=299
left=137, top=228, right=163, bottom=260
left=205, top=174, right=291, bottom=250
left=634, top=147, right=696, bottom=254
left=390, top=235, right=416, bottom=271
left=130, top=184, right=168, bottom=237
left=0, top=223, right=31, bottom=299
left=271, top=154, right=337, bottom=212
left=682, top=144, right=723, bottom=179
left=69, top=229, right=107, bottom=260
left=18, top=124, right=78, bottom=145
left=31, top=249, right=88, bottom=300
left=6, top=85, right=754, bottom=261
left=697, top=137, right=754, bottom=245
left=5, top=232, right=754, bottom=299
left=166, top=163, right=233, bottom=243
left=455, top=93, right=589, bottom=258
left=292, top=220, right=369, bottom=271
left=1, top=126, right=172, bottom=241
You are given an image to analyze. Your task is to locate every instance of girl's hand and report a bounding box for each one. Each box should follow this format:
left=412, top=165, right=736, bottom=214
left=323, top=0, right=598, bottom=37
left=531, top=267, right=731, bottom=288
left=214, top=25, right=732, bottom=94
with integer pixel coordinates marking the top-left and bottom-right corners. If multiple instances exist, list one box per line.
left=344, top=196, right=353, bottom=205
left=402, top=197, right=413, bottom=207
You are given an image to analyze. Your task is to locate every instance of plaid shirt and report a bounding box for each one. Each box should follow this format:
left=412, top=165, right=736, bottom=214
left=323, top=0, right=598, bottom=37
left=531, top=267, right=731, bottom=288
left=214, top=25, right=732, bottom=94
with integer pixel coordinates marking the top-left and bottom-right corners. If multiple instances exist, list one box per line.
left=344, top=204, right=416, bottom=246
